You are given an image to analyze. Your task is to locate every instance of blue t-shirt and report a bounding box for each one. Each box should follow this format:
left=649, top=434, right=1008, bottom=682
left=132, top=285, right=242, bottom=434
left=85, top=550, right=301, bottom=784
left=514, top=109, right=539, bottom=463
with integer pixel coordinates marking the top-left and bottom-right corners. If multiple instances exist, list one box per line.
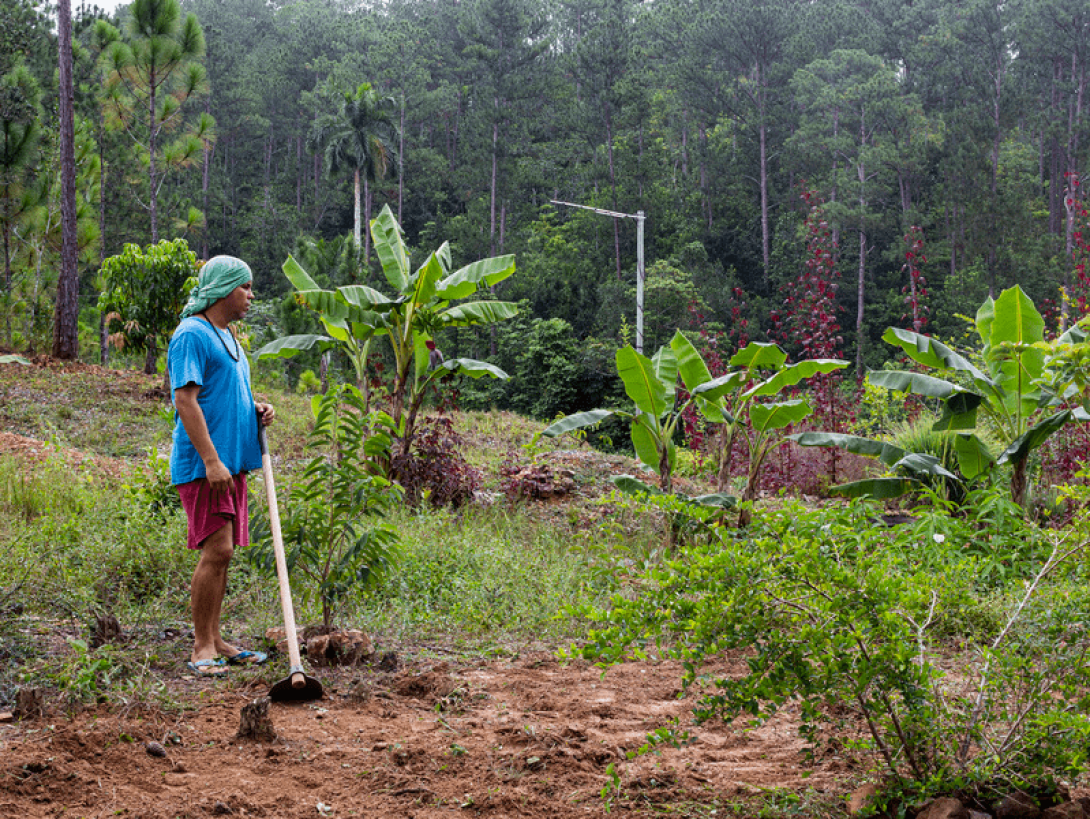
left=168, top=316, right=262, bottom=485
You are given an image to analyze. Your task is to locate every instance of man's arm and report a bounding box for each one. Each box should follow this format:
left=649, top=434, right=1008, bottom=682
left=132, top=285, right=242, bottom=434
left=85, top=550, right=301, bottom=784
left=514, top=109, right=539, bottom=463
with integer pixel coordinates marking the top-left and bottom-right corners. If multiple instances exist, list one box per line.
left=174, top=384, right=233, bottom=494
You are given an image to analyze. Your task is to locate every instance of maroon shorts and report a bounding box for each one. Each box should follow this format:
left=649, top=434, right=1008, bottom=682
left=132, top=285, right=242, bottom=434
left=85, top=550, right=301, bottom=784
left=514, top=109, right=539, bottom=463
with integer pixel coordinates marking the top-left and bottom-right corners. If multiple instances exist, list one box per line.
left=176, top=473, right=249, bottom=550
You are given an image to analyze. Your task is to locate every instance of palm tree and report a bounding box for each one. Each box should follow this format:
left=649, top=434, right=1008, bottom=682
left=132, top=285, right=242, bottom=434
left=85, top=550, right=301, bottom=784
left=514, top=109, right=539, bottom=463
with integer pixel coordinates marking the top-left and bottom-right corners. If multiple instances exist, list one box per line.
left=307, top=82, right=398, bottom=268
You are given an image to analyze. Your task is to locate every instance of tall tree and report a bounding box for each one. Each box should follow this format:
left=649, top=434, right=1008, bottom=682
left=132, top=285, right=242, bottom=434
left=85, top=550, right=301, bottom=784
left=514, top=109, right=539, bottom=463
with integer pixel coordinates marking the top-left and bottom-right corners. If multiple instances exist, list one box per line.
left=53, top=0, right=80, bottom=360
left=676, top=0, right=799, bottom=287
left=460, top=0, right=549, bottom=255
left=307, top=81, right=398, bottom=268
left=790, top=50, right=902, bottom=375
left=97, top=0, right=209, bottom=242
left=0, top=64, right=41, bottom=346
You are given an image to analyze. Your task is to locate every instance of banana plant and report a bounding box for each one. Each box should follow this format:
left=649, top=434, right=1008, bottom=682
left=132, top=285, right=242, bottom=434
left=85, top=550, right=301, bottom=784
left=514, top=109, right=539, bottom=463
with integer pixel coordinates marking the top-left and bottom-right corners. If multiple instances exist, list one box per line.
left=257, top=205, right=517, bottom=455
left=792, top=285, right=1087, bottom=507
left=711, top=341, right=848, bottom=523
left=543, top=331, right=846, bottom=525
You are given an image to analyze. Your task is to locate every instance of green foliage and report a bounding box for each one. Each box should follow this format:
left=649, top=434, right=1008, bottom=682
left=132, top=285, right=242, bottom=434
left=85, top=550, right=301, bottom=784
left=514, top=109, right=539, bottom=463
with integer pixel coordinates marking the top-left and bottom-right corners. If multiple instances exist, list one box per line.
left=257, top=205, right=517, bottom=457
left=545, top=331, right=847, bottom=524
left=251, top=384, right=403, bottom=629
left=97, top=238, right=198, bottom=374
left=95, top=0, right=210, bottom=241
left=794, top=286, right=1086, bottom=508
left=568, top=498, right=1090, bottom=805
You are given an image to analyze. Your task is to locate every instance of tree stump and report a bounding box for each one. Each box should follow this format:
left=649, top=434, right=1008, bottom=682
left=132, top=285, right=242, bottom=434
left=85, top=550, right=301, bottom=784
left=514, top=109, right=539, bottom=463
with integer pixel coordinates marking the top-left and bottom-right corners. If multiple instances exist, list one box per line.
left=14, top=687, right=45, bottom=720
left=237, top=696, right=276, bottom=742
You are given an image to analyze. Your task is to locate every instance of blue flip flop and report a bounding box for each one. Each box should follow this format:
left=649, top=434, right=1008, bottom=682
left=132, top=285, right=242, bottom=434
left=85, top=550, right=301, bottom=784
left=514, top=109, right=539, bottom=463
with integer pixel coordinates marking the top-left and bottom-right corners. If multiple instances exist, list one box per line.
left=186, top=658, right=228, bottom=678
left=224, top=649, right=268, bottom=666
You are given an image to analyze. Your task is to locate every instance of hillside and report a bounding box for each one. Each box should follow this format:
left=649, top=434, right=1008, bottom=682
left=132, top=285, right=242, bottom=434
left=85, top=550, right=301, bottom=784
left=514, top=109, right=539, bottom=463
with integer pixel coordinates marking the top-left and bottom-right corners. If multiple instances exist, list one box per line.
left=0, top=358, right=857, bottom=819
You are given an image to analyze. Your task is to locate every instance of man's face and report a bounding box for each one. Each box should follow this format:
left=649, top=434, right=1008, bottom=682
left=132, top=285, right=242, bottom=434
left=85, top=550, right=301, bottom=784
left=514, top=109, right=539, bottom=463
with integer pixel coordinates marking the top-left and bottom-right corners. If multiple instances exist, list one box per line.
left=224, top=281, right=254, bottom=322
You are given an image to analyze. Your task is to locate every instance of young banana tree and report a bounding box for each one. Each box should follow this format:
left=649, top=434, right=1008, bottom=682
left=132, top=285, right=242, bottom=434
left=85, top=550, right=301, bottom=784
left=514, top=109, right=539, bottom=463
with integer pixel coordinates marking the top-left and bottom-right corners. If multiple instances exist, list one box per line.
left=712, top=341, right=848, bottom=523
left=543, top=330, right=846, bottom=525
left=257, top=204, right=517, bottom=455
left=793, top=285, right=1087, bottom=508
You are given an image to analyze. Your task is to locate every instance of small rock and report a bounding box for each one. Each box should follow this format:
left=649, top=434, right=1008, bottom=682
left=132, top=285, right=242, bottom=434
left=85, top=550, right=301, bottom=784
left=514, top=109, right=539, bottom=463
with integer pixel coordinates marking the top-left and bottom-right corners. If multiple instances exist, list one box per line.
left=1042, top=803, right=1084, bottom=819
left=0, top=712, right=14, bottom=723
left=212, top=800, right=233, bottom=815
left=144, top=741, right=167, bottom=758
left=917, top=797, right=970, bottom=819
left=996, top=791, right=1041, bottom=819
left=377, top=651, right=399, bottom=672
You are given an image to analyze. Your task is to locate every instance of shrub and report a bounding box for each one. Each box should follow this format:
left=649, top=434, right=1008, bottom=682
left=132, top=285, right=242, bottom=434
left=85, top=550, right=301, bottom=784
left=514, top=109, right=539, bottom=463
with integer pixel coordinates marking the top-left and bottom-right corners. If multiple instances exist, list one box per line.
left=568, top=499, right=1090, bottom=808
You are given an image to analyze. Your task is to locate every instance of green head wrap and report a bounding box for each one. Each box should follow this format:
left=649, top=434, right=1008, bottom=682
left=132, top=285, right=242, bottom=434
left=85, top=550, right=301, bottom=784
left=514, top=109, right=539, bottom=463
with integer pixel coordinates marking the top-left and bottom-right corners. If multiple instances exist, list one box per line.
left=180, top=255, right=253, bottom=319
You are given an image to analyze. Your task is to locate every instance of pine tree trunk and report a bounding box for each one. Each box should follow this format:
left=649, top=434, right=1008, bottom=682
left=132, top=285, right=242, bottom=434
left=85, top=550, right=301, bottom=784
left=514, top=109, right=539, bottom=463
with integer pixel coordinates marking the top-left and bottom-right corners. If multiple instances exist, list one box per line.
left=52, top=0, right=80, bottom=361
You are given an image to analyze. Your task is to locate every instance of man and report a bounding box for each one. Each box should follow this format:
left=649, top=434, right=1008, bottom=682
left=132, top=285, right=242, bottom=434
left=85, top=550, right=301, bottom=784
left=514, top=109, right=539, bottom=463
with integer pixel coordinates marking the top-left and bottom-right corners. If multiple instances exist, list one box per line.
left=169, top=255, right=274, bottom=677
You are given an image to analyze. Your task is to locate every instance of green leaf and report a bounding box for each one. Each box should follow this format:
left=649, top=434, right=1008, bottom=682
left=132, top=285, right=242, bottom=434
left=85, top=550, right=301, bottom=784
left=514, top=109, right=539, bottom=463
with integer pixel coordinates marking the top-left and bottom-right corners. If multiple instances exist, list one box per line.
left=282, top=255, right=321, bottom=292
left=750, top=399, right=813, bottom=431
left=439, top=301, right=519, bottom=327
left=744, top=359, right=848, bottom=398
left=894, top=453, right=958, bottom=480
left=651, top=345, right=679, bottom=400
left=616, top=346, right=668, bottom=417
left=867, top=369, right=964, bottom=399
left=370, top=204, right=410, bottom=292
left=831, top=478, right=918, bottom=499
left=408, top=251, right=444, bottom=310
left=338, top=285, right=394, bottom=310
left=630, top=412, right=664, bottom=472
left=254, top=334, right=337, bottom=360
left=729, top=341, right=787, bottom=370
left=436, top=255, right=516, bottom=300
left=0, top=354, right=31, bottom=365
left=437, top=358, right=510, bottom=380
left=611, top=475, right=662, bottom=496
left=997, top=410, right=1072, bottom=465
left=670, top=330, right=713, bottom=391
left=689, top=492, right=737, bottom=508
left=953, top=434, right=995, bottom=479
left=788, top=431, right=906, bottom=466
left=542, top=409, right=616, bottom=437
left=986, top=286, right=1046, bottom=412
left=691, top=371, right=749, bottom=401
left=881, top=327, right=989, bottom=381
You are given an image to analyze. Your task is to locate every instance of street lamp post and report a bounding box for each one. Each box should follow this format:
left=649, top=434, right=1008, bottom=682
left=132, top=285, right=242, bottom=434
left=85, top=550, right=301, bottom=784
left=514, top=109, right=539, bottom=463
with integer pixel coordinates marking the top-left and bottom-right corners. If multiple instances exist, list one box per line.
left=550, top=200, right=646, bottom=353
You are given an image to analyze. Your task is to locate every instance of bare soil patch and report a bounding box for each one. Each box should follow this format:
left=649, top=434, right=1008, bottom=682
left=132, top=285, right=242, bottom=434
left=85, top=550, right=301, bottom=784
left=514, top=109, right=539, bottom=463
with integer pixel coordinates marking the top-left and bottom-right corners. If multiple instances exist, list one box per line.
left=0, top=651, right=854, bottom=818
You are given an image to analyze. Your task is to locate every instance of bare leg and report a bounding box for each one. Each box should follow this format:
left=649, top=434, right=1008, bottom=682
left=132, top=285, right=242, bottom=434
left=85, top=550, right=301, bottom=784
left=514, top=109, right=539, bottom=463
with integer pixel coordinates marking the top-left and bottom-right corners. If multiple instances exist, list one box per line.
left=190, top=522, right=238, bottom=663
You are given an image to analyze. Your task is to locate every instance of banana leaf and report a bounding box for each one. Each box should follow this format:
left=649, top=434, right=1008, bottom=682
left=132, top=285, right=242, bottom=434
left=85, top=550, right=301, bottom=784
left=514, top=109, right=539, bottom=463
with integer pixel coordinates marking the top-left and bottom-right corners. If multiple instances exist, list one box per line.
left=670, top=330, right=713, bottom=392
left=831, top=477, right=919, bottom=499
left=749, top=399, right=813, bottom=432
left=953, top=433, right=995, bottom=479
left=729, top=341, right=787, bottom=370
left=881, top=327, right=989, bottom=381
left=743, top=358, right=848, bottom=399
left=436, top=255, right=516, bottom=300
left=542, top=409, right=617, bottom=437
left=616, top=346, right=668, bottom=417
left=868, top=369, right=963, bottom=399
left=996, top=410, right=1072, bottom=465
left=439, top=301, right=519, bottom=327
left=788, top=431, right=906, bottom=467
left=370, top=205, right=410, bottom=292
left=255, top=334, right=337, bottom=360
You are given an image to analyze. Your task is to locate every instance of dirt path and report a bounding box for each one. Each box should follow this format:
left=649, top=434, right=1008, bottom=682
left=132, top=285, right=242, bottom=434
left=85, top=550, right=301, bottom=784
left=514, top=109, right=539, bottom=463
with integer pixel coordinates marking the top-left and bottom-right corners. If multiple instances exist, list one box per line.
left=0, top=652, right=856, bottom=818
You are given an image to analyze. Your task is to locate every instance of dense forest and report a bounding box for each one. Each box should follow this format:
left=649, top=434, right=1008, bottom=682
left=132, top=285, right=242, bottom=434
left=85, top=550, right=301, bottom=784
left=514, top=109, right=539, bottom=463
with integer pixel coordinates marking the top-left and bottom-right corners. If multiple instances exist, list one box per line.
left=4, top=0, right=1090, bottom=415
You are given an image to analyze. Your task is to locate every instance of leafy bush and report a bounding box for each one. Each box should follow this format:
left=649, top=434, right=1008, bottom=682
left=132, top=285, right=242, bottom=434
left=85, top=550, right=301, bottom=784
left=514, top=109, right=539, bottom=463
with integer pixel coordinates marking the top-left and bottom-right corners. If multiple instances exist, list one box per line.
left=391, top=415, right=481, bottom=508
left=567, top=499, right=1090, bottom=807
left=250, top=384, right=403, bottom=629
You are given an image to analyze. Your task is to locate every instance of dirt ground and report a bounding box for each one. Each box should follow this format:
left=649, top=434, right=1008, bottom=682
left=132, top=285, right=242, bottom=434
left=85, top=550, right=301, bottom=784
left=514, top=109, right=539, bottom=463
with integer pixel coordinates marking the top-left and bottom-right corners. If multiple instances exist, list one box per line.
left=0, top=359, right=857, bottom=817
left=0, top=650, right=857, bottom=818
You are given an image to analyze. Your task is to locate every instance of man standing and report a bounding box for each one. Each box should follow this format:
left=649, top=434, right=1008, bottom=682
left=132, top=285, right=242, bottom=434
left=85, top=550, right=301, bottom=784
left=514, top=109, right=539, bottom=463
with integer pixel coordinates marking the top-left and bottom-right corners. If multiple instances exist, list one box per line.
left=169, top=255, right=273, bottom=677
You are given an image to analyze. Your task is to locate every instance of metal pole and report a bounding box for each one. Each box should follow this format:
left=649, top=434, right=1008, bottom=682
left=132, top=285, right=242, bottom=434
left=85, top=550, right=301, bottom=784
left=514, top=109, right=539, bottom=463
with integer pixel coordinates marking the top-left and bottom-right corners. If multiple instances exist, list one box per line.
left=549, top=200, right=647, bottom=353
left=635, top=210, right=644, bottom=354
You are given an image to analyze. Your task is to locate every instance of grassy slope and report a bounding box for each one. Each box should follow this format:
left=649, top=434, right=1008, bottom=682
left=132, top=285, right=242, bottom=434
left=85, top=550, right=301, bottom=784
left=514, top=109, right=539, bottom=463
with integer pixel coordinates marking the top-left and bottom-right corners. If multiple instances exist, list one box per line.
left=0, top=359, right=680, bottom=708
